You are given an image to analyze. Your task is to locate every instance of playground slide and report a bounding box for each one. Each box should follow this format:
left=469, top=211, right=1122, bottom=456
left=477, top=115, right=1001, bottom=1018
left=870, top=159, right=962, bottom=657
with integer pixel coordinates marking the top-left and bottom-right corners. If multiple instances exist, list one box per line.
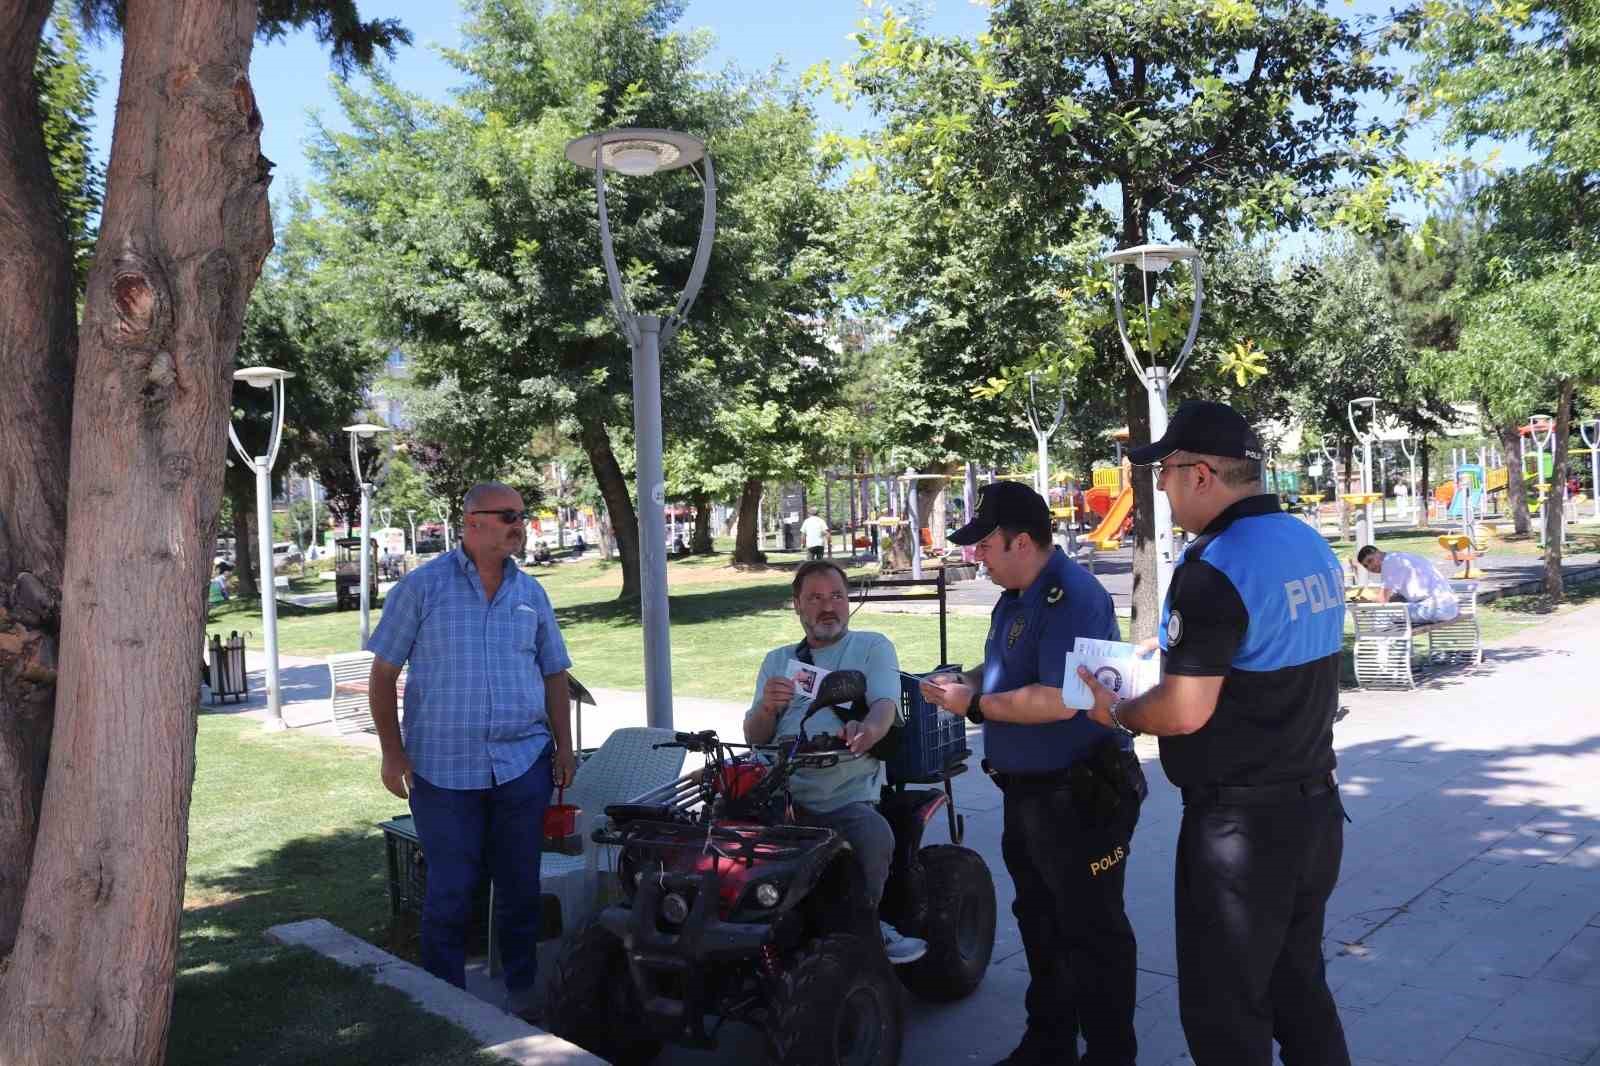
left=1087, top=487, right=1134, bottom=549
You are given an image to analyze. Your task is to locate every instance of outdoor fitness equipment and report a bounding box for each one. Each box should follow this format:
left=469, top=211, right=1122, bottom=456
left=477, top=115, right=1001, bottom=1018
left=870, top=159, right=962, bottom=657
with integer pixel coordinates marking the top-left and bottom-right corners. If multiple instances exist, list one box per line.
left=1346, top=398, right=1382, bottom=586
left=1439, top=464, right=1484, bottom=578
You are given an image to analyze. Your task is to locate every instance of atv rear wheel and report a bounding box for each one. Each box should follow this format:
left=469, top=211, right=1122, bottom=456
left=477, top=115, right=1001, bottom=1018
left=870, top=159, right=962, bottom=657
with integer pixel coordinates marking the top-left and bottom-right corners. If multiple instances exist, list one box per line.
left=544, top=918, right=661, bottom=1065
left=766, top=933, right=903, bottom=1066
left=898, top=844, right=995, bottom=1001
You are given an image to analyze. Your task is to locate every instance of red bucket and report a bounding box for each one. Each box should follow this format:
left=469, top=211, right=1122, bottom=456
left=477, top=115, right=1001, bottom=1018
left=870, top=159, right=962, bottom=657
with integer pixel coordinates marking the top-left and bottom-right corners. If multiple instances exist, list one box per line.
left=544, top=786, right=582, bottom=854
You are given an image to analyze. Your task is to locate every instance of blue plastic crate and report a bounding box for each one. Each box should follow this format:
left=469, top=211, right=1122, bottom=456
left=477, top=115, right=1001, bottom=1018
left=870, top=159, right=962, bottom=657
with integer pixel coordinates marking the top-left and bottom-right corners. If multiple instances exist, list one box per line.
left=886, top=672, right=970, bottom=782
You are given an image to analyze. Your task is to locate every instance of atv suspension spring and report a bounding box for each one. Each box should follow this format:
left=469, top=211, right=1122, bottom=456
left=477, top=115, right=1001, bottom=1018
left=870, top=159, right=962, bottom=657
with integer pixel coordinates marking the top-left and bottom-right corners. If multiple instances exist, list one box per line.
left=759, top=943, right=782, bottom=977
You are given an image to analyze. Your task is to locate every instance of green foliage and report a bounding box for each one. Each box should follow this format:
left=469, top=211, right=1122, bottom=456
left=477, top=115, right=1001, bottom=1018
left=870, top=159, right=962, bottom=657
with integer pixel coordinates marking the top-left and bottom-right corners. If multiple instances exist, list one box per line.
left=74, top=0, right=411, bottom=72
left=231, top=191, right=384, bottom=524
left=35, top=2, right=103, bottom=289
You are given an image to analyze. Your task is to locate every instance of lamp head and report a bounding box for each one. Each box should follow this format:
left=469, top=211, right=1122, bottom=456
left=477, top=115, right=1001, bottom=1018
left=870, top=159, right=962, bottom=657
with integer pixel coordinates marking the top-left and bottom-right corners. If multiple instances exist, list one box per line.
left=234, top=366, right=294, bottom=389
left=1104, top=243, right=1199, bottom=273
left=343, top=422, right=390, bottom=440
left=564, top=128, right=707, bottom=177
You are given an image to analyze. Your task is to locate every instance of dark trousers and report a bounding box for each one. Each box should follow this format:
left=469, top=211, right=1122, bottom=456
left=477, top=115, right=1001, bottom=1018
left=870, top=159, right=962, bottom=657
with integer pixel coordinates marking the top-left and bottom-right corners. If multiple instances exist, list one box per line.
left=408, top=752, right=553, bottom=995
left=999, top=762, right=1144, bottom=1065
left=807, top=545, right=824, bottom=560
left=1175, top=787, right=1349, bottom=1066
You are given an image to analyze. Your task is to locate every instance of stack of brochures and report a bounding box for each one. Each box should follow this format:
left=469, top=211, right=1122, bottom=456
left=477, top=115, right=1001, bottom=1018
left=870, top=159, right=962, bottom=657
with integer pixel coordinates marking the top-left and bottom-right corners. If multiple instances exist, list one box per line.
left=1060, top=637, right=1160, bottom=710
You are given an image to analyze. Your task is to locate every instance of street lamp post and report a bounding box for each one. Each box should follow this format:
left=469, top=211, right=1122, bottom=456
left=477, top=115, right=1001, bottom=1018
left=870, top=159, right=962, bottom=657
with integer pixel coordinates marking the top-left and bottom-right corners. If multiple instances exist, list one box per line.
left=434, top=501, right=452, bottom=554
left=1398, top=437, right=1420, bottom=524
left=227, top=366, right=294, bottom=731
left=1528, top=414, right=1556, bottom=548
left=344, top=422, right=390, bottom=643
left=566, top=127, right=716, bottom=730
left=406, top=510, right=417, bottom=555
left=1105, top=244, right=1203, bottom=609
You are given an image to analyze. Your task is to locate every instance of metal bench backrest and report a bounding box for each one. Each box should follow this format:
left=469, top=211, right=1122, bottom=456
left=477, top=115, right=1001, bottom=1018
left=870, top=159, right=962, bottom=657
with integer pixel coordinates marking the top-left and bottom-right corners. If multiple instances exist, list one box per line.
left=329, top=651, right=377, bottom=734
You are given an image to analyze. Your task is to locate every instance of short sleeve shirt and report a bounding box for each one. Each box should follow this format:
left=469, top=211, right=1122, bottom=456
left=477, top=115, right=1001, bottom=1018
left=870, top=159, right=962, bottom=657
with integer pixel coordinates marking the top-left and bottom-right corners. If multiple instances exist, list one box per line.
left=366, top=548, right=572, bottom=790
left=1157, top=495, right=1344, bottom=787
left=980, top=548, right=1123, bottom=774
left=750, top=631, right=901, bottom=812
left=1381, top=552, right=1458, bottom=609
left=801, top=516, right=829, bottom=548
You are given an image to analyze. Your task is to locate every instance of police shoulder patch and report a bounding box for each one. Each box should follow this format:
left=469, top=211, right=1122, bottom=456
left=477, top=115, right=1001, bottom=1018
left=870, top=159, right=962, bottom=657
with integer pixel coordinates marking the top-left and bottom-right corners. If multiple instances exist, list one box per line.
left=1045, top=584, right=1064, bottom=605
left=1166, top=609, right=1184, bottom=647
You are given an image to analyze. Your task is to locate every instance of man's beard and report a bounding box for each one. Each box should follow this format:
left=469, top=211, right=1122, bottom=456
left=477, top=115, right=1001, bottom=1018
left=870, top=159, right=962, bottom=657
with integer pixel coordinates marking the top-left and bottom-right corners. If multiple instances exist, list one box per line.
left=804, top=613, right=846, bottom=644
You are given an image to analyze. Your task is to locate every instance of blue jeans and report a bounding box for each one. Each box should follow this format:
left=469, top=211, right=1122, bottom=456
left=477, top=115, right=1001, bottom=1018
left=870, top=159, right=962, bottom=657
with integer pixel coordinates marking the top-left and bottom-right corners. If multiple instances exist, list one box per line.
left=409, top=752, right=553, bottom=997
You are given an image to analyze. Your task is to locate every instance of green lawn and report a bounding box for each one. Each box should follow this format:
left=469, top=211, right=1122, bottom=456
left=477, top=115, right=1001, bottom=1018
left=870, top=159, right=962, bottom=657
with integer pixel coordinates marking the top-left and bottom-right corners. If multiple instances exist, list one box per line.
left=209, top=547, right=1600, bottom=700
left=169, top=715, right=497, bottom=1066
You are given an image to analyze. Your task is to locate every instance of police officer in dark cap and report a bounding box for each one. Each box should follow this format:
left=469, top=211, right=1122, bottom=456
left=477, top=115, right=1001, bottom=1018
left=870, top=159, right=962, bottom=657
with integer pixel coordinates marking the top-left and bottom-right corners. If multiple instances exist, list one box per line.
left=1075, top=400, right=1351, bottom=1066
left=920, top=479, right=1146, bottom=1066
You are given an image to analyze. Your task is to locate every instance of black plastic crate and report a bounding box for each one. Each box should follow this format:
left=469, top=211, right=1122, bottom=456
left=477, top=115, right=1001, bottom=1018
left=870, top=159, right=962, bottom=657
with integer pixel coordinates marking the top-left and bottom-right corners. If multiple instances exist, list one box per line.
left=380, top=815, right=490, bottom=921
left=886, top=671, right=970, bottom=783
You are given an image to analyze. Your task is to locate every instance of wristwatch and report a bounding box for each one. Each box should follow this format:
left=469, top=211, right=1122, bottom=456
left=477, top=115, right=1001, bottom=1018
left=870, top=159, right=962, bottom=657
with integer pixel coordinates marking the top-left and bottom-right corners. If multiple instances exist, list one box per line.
left=1107, top=698, right=1138, bottom=737
left=964, top=688, right=985, bottom=724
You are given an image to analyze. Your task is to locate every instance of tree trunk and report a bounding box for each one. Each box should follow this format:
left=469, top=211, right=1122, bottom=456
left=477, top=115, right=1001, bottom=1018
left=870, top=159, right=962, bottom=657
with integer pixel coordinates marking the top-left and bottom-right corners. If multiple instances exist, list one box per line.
left=577, top=411, right=639, bottom=600
left=0, top=0, right=76, bottom=960
left=229, top=481, right=257, bottom=598
left=1420, top=435, right=1431, bottom=527
left=0, top=2, right=274, bottom=1060
left=1125, top=377, right=1158, bottom=640
left=733, top=477, right=766, bottom=566
left=1544, top=379, right=1575, bottom=601
left=914, top=465, right=953, bottom=553
left=1498, top=420, right=1530, bottom=534
left=689, top=490, right=713, bottom=554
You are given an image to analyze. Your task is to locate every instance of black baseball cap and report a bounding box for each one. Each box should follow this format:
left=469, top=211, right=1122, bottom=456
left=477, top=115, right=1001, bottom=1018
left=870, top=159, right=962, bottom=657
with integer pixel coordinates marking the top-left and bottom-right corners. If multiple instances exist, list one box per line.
left=949, top=480, right=1051, bottom=546
left=1127, top=400, right=1263, bottom=465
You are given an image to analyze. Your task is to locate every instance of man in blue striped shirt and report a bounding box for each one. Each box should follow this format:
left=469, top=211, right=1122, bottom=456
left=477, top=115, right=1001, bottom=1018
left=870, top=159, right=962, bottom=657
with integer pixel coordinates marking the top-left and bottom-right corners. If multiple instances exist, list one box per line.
left=367, top=481, right=576, bottom=1018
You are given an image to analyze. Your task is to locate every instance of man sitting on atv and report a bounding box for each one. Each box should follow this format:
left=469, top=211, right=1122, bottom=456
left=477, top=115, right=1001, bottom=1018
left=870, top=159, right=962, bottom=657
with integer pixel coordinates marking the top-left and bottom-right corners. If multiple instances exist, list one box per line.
left=744, top=559, right=929, bottom=965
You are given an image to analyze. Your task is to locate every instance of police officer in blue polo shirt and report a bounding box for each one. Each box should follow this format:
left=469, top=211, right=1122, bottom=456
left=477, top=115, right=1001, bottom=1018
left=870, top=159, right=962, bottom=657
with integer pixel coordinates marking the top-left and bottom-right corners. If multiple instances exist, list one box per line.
left=921, top=480, right=1146, bottom=1066
left=1076, top=401, right=1351, bottom=1066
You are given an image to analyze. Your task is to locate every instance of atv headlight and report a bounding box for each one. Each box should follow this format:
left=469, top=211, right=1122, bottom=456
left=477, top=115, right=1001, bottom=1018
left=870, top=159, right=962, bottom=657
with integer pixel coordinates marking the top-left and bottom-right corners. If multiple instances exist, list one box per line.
left=754, top=882, right=781, bottom=908
left=661, top=891, right=691, bottom=925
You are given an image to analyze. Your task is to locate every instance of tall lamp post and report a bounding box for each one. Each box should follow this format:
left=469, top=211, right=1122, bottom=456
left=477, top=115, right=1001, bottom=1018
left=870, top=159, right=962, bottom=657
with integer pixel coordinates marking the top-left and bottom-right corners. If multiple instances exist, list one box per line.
left=227, top=366, right=293, bottom=731
left=1105, top=243, right=1204, bottom=609
left=1398, top=436, right=1420, bottom=524
left=565, top=127, right=716, bottom=730
left=1528, top=414, right=1555, bottom=547
left=344, top=422, right=390, bottom=643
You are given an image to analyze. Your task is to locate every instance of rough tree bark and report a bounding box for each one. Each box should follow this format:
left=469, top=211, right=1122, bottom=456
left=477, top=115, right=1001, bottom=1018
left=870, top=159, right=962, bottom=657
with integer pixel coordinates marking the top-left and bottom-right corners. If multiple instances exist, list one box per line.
left=733, top=477, right=766, bottom=567
left=0, top=0, right=76, bottom=959
left=1497, top=421, right=1530, bottom=534
left=228, top=482, right=257, bottom=597
left=1543, top=379, right=1575, bottom=600
left=0, top=1, right=275, bottom=1060
left=689, top=489, right=713, bottom=554
left=577, top=412, right=640, bottom=599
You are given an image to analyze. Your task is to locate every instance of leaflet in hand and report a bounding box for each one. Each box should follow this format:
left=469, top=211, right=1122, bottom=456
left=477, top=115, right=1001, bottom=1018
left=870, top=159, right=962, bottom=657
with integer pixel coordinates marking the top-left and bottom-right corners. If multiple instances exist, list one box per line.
left=786, top=659, right=831, bottom=701
left=1061, top=637, right=1159, bottom=710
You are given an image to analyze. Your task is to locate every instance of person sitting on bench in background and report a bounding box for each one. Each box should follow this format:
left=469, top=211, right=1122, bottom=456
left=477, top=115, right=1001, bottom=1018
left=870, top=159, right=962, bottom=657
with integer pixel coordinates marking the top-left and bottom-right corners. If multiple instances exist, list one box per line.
left=1357, top=545, right=1460, bottom=623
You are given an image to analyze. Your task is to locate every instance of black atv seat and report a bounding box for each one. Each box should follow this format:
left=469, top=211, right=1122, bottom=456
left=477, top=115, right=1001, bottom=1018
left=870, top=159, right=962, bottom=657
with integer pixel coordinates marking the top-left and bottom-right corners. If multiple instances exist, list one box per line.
left=605, top=802, right=675, bottom=823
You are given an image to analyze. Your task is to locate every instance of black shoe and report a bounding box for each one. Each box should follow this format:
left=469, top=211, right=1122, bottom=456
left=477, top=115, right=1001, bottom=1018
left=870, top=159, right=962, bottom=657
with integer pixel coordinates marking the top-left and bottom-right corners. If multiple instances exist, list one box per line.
left=993, top=1029, right=1074, bottom=1066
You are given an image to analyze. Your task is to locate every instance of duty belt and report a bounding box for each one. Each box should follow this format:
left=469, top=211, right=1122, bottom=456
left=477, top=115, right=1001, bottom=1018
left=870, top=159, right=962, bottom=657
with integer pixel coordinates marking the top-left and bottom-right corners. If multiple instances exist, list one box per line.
left=1181, top=771, right=1337, bottom=808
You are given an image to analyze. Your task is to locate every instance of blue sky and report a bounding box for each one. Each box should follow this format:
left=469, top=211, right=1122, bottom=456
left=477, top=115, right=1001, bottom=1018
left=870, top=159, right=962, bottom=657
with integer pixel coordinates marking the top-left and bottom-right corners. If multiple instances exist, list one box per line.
left=76, top=1, right=1521, bottom=224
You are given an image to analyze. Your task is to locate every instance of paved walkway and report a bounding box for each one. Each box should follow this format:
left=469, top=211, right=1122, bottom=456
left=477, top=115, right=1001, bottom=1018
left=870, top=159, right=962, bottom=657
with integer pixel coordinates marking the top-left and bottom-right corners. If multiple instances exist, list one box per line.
left=213, top=603, right=1600, bottom=1066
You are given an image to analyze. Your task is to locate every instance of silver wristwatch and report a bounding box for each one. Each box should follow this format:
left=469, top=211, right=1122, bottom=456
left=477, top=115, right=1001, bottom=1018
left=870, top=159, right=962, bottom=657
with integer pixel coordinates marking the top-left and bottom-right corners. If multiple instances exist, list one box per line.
left=1107, top=698, right=1138, bottom=737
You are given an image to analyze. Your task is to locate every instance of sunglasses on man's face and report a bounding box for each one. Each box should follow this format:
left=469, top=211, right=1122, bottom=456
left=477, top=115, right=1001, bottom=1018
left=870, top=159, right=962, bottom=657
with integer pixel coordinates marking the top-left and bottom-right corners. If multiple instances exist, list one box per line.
left=469, top=509, right=529, bottom=524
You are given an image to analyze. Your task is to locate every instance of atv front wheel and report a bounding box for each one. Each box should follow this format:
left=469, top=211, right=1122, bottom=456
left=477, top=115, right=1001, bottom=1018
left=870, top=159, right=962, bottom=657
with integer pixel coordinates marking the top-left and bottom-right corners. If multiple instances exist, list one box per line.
left=543, top=918, right=661, bottom=1065
left=766, top=933, right=903, bottom=1066
left=898, top=844, right=996, bottom=1001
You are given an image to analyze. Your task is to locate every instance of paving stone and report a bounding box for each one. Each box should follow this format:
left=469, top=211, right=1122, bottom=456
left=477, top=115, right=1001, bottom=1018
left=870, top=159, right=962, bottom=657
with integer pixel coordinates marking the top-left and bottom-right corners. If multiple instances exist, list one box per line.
left=1440, top=1037, right=1575, bottom=1065
left=1344, top=986, right=1494, bottom=1065
left=1470, top=978, right=1600, bottom=1062
left=1436, top=860, right=1540, bottom=902
left=1537, top=927, right=1600, bottom=990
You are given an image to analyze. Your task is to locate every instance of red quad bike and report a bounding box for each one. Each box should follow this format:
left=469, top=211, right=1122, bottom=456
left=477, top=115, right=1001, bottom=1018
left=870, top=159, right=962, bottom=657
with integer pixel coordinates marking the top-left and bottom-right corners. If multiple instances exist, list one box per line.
left=543, top=669, right=997, bottom=1066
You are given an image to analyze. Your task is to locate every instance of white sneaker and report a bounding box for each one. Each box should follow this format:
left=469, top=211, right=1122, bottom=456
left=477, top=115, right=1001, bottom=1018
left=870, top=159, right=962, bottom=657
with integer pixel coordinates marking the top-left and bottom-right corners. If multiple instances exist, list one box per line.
left=880, top=920, right=927, bottom=965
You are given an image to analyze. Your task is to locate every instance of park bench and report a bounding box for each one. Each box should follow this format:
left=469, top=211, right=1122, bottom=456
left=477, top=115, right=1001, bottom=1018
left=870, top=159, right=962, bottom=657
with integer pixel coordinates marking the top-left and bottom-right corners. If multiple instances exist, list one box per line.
left=1351, top=580, right=1482, bottom=691
left=326, top=651, right=403, bottom=734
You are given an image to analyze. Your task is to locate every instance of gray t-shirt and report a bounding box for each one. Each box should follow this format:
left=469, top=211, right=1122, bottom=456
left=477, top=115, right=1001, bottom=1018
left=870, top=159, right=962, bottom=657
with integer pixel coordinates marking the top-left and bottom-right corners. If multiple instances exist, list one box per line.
left=750, top=630, right=901, bottom=812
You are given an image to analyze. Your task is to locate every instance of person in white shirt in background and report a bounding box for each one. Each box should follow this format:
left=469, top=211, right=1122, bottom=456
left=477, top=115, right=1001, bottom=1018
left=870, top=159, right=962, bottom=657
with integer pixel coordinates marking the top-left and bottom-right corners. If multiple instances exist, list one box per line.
left=800, top=509, right=830, bottom=560
left=1357, top=545, right=1460, bottom=622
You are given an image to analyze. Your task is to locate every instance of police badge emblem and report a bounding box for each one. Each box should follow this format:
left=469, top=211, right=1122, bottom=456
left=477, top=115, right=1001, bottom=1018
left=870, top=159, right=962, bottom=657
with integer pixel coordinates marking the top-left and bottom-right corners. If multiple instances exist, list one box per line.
left=1007, top=615, right=1027, bottom=648
left=1045, top=585, right=1064, bottom=605
left=1166, top=609, right=1184, bottom=647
